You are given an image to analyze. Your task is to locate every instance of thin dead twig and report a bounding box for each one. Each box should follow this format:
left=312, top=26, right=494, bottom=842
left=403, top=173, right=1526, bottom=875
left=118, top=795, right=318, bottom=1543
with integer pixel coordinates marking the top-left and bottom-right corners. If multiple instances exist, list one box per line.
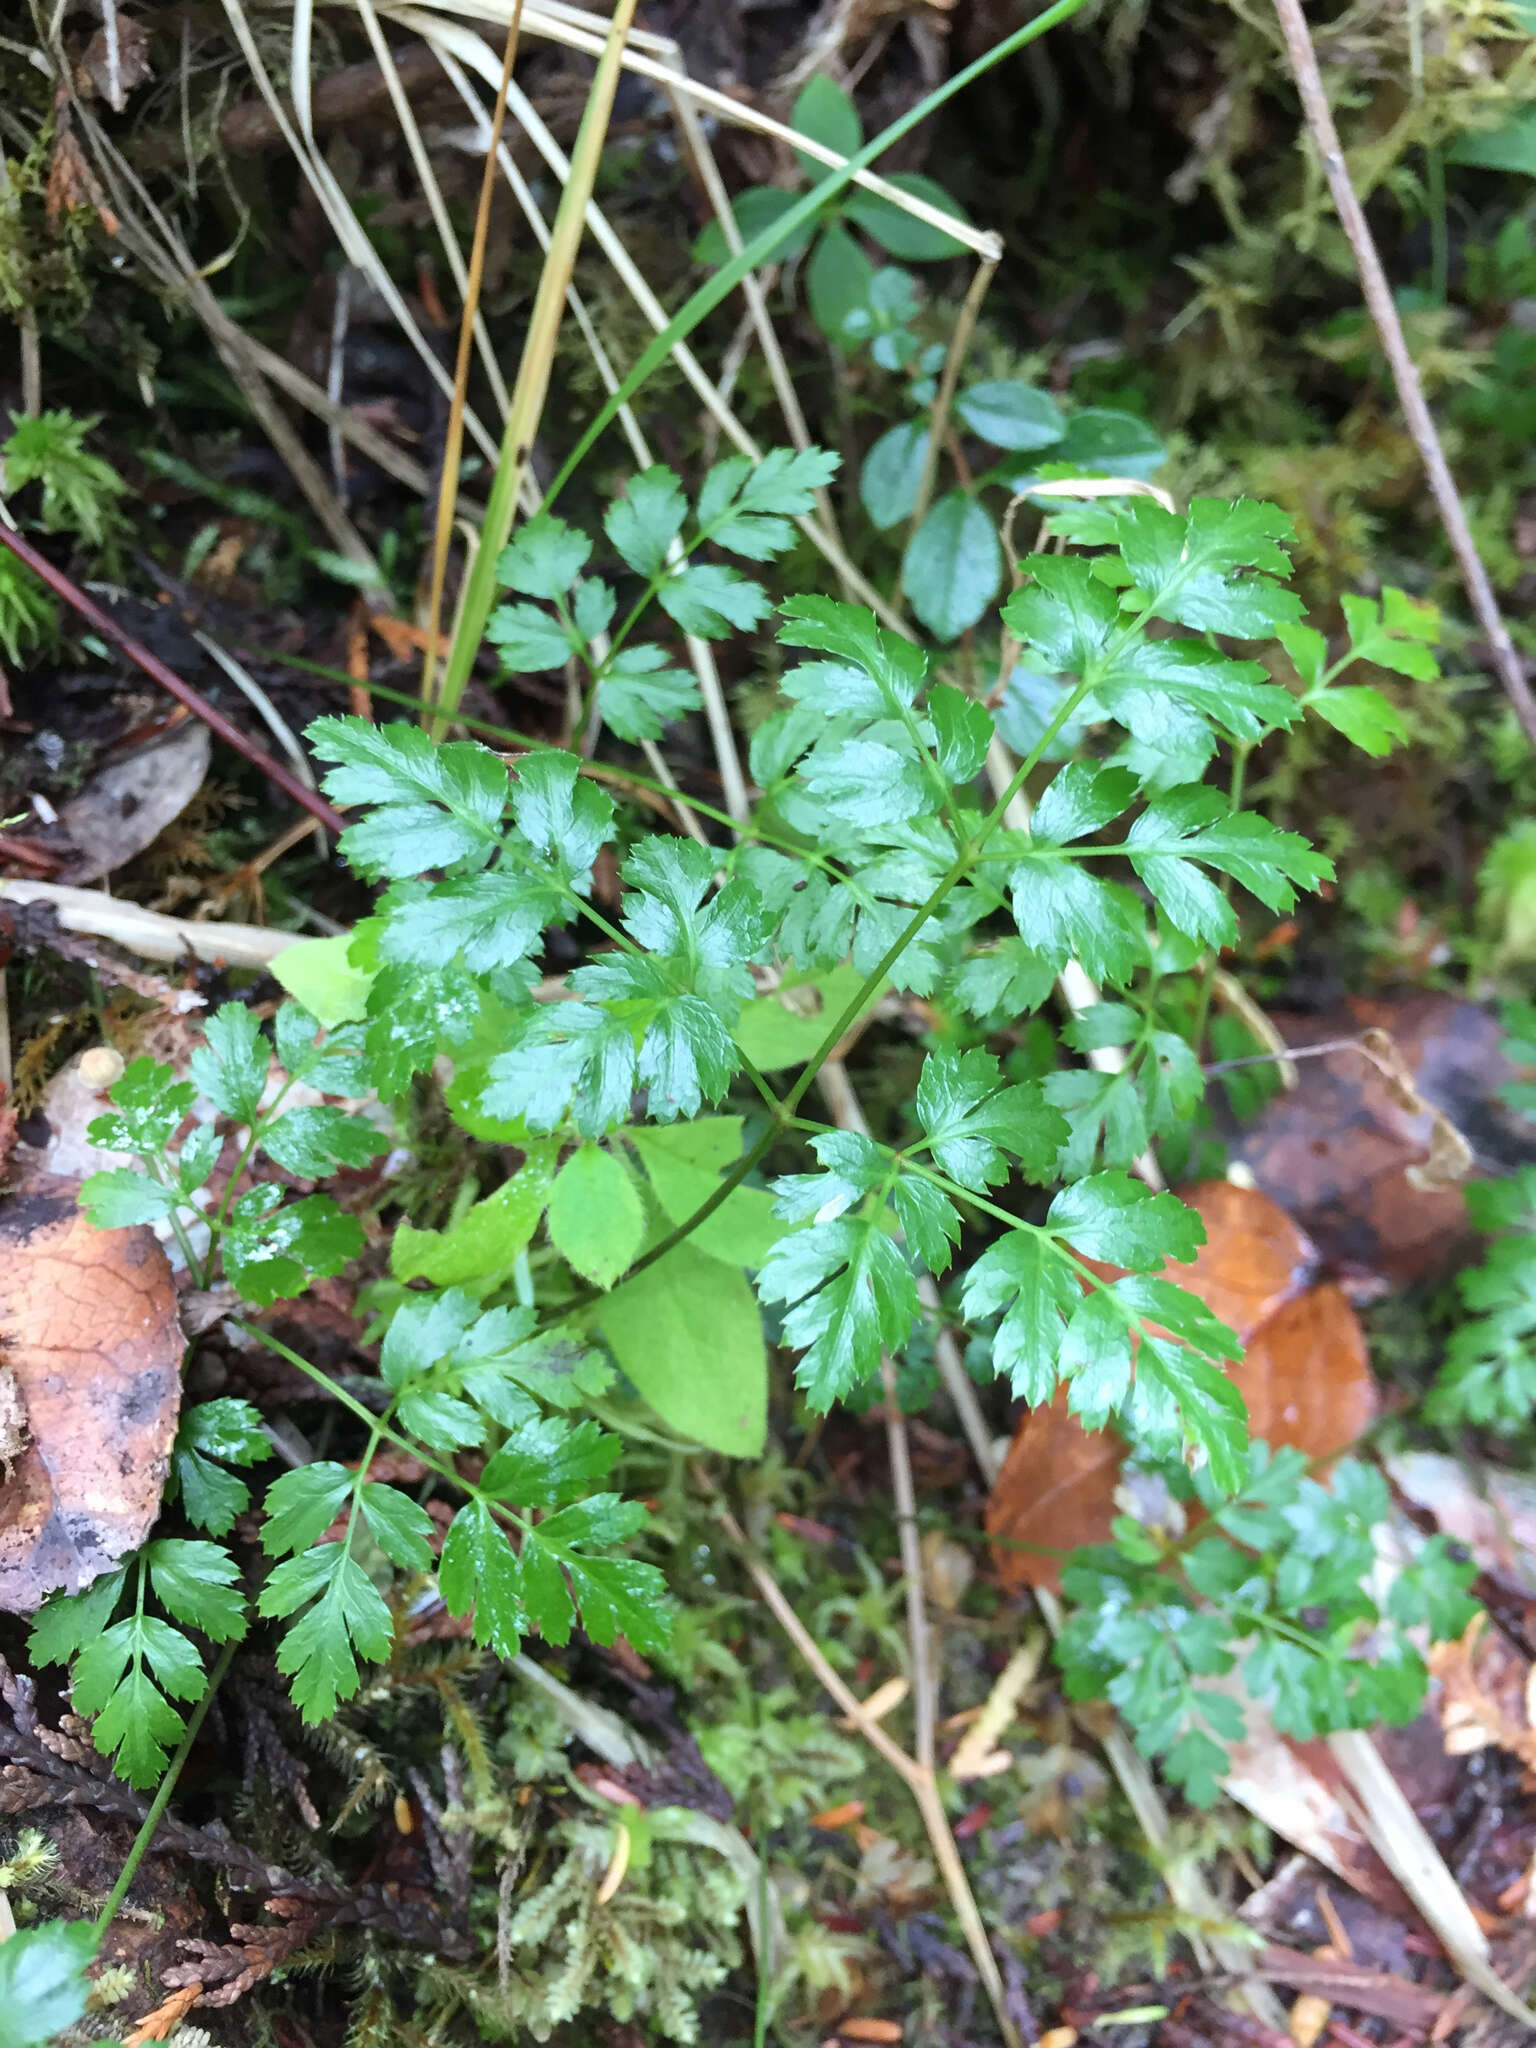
left=0, top=527, right=344, bottom=834
left=1271, top=0, right=1536, bottom=749
left=421, top=0, right=526, bottom=711
left=701, top=1476, right=1022, bottom=2048
left=816, top=1058, right=938, bottom=1773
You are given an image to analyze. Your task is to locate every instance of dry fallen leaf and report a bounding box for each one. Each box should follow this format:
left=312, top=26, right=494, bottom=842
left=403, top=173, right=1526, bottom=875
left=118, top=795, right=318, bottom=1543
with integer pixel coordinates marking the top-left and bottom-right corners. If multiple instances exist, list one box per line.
left=1240, top=1284, right=1376, bottom=1457
left=1428, top=1613, right=1536, bottom=1773
left=988, top=1184, right=1376, bottom=1593
left=57, top=720, right=211, bottom=885
left=0, top=1175, right=183, bottom=1611
left=1225, top=993, right=1527, bottom=1282
left=987, top=1387, right=1126, bottom=1594
left=79, top=13, right=154, bottom=111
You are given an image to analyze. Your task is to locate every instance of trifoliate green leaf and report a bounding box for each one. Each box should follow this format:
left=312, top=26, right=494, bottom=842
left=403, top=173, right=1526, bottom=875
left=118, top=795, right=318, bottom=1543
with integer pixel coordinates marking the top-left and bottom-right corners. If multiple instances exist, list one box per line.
left=439, top=1499, right=524, bottom=1657
left=260, top=1104, right=386, bottom=1179
left=959, top=1229, right=1079, bottom=1401
left=223, top=1188, right=363, bottom=1306
left=310, top=718, right=509, bottom=879
left=1008, top=856, right=1146, bottom=984
left=72, top=1613, right=208, bottom=1784
left=889, top=1175, right=960, bottom=1276
left=926, top=682, right=992, bottom=782
left=695, top=446, right=839, bottom=558
left=29, top=1567, right=127, bottom=1668
left=485, top=600, right=575, bottom=671
left=605, top=465, right=687, bottom=578
left=358, top=1483, right=436, bottom=1571
left=188, top=1003, right=268, bottom=1122
left=1115, top=498, right=1303, bottom=637
left=1340, top=587, right=1440, bottom=681
left=171, top=1398, right=272, bottom=1535
left=914, top=1047, right=1065, bottom=1190
left=1126, top=787, right=1332, bottom=946
left=498, top=512, right=592, bottom=598
left=658, top=561, right=772, bottom=637
left=480, top=1415, right=623, bottom=1507
left=262, top=1463, right=354, bottom=1557
left=598, top=645, right=700, bottom=740
left=260, top=1545, right=394, bottom=1723
left=1306, top=684, right=1409, bottom=756
left=87, top=1056, right=195, bottom=1157
left=778, top=596, right=926, bottom=709
left=1046, top=1172, right=1204, bottom=1268
left=757, top=1215, right=918, bottom=1408
left=145, top=1538, right=247, bottom=1643
left=509, top=750, right=615, bottom=884
left=80, top=1168, right=177, bottom=1228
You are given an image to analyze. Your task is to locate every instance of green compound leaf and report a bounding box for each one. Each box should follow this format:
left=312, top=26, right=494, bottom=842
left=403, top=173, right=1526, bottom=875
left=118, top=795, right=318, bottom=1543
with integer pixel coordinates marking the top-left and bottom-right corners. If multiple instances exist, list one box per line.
left=758, top=1212, right=918, bottom=1409
left=439, top=1499, right=524, bottom=1658
left=223, top=1188, right=363, bottom=1306
left=310, top=717, right=509, bottom=880
left=171, top=1398, right=273, bottom=1535
left=260, top=1545, right=394, bottom=1724
left=87, top=1055, right=195, bottom=1157
left=914, top=1047, right=1065, bottom=1191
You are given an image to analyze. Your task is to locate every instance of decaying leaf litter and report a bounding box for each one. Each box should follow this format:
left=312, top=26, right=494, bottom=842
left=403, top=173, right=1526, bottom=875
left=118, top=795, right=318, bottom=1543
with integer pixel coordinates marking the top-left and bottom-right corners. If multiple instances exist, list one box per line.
left=3, top=2, right=1536, bottom=2045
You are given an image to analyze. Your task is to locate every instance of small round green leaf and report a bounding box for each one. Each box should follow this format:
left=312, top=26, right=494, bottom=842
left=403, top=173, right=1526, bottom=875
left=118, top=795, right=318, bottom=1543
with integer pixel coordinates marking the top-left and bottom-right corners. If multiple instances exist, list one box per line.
left=547, top=1143, right=644, bottom=1291
left=807, top=225, right=875, bottom=344
left=693, top=185, right=818, bottom=267
left=846, top=172, right=971, bottom=260
left=860, top=421, right=931, bottom=531
left=955, top=380, right=1065, bottom=452
left=791, top=74, right=863, bottom=178
left=1050, top=407, right=1166, bottom=480
left=901, top=491, right=1003, bottom=642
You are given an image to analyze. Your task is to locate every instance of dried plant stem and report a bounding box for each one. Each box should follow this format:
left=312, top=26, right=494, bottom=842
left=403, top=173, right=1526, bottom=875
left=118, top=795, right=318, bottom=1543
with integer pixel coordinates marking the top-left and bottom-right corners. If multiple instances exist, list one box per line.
left=908, top=254, right=999, bottom=543
left=420, top=0, right=525, bottom=711
left=816, top=1060, right=937, bottom=1771
left=704, top=1481, right=1021, bottom=2048
left=1270, top=0, right=1536, bottom=748
left=434, top=0, right=640, bottom=724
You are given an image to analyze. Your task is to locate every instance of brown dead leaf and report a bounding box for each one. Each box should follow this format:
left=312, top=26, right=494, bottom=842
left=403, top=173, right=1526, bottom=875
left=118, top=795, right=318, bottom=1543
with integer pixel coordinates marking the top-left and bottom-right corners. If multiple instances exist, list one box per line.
left=1225, top=993, right=1527, bottom=1282
left=1427, top=1613, right=1536, bottom=1772
left=986, top=1386, right=1125, bottom=1594
left=0, top=1177, right=182, bottom=1611
left=79, top=15, right=154, bottom=111
left=57, top=720, right=211, bottom=885
left=1162, top=1179, right=1318, bottom=1341
left=1240, top=1285, right=1376, bottom=1457
left=988, top=1184, right=1375, bottom=1593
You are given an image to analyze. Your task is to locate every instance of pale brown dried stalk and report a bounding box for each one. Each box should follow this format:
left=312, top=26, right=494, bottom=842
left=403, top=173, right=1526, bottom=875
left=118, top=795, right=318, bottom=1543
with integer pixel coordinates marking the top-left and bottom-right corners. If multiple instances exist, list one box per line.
left=1271, top=0, right=1536, bottom=748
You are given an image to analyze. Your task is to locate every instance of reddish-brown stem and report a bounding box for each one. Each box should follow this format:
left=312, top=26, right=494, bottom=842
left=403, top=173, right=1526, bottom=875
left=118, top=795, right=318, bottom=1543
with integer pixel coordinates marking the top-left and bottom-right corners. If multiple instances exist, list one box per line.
left=0, top=525, right=346, bottom=833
